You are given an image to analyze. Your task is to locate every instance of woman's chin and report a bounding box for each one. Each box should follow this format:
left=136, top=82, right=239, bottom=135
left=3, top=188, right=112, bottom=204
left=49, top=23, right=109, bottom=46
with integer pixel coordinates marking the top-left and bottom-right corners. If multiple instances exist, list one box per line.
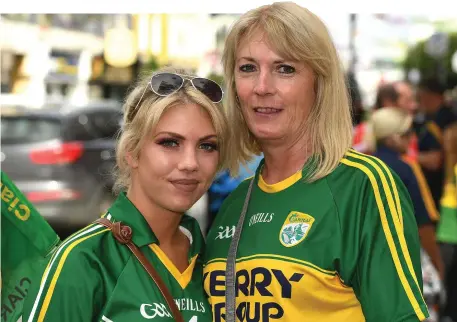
left=167, top=199, right=199, bottom=215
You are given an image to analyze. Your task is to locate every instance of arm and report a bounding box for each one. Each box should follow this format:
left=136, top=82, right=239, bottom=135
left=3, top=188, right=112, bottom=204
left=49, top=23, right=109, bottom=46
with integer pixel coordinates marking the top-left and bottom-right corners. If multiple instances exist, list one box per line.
left=350, top=166, right=429, bottom=321
left=22, top=230, right=104, bottom=322
left=416, top=121, right=443, bottom=171
left=401, top=160, right=444, bottom=280
left=443, top=124, right=457, bottom=184
left=418, top=150, right=443, bottom=171
left=418, top=224, right=445, bottom=280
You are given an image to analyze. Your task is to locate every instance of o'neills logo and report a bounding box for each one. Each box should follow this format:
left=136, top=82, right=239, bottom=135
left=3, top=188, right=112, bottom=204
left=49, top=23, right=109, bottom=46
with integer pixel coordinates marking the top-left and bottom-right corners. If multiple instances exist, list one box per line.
left=140, top=298, right=206, bottom=319
left=279, top=212, right=315, bottom=247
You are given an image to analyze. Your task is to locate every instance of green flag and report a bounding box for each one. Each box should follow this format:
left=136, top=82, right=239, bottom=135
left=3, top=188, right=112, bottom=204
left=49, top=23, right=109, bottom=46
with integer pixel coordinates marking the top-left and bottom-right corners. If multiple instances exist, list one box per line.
left=1, top=171, right=61, bottom=322
left=437, top=165, right=457, bottom=244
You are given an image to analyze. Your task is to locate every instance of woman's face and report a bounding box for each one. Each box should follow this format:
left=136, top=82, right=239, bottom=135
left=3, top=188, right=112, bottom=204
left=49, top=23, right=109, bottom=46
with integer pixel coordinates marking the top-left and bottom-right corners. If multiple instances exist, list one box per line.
left=234, top=29, right=316, bottom=146
left=128, top=103, right=220, bottom=214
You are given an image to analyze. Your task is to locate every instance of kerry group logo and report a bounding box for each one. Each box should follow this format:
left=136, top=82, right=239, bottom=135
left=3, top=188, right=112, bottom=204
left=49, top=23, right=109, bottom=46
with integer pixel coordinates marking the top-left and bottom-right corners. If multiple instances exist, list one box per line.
left=279, top=212, right=314, bottom=247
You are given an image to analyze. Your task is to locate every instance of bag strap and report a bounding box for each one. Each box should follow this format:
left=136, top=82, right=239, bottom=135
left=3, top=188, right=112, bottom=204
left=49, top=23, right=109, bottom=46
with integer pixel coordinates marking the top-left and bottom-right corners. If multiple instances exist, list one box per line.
left=95, top=218, right=184, bottom=322
left=225, top=178, right=255, bottom=322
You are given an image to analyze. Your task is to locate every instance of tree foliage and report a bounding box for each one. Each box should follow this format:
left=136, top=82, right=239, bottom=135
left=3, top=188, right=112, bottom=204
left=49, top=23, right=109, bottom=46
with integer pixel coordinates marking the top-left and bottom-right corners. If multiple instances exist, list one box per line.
left=403, top=32, right=457, bottom=89
left=141, top=55, right=160, bottom=73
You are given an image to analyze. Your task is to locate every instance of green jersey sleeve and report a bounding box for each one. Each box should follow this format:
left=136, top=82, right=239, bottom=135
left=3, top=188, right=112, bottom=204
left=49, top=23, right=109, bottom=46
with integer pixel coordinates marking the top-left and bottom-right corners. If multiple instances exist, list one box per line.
left=339, top=153, right=429, bottom=321
left=22, top=225, right=108, bottom=322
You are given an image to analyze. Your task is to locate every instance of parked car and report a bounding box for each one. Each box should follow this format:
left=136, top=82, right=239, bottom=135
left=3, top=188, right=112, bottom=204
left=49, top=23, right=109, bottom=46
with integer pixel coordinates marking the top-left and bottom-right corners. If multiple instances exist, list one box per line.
left=1, top=101, right=211, bottom=237
left=1, top=102, right=122, bottom=232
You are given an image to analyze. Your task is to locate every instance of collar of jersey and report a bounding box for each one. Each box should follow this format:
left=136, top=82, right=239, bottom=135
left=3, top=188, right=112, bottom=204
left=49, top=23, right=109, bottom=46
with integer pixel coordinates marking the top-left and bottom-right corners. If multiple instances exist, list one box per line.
left=106, top=191, right=159, bottom=247
left=256, top=155, right=317, bottom=193
left=106, top=192, right=203, bottom=258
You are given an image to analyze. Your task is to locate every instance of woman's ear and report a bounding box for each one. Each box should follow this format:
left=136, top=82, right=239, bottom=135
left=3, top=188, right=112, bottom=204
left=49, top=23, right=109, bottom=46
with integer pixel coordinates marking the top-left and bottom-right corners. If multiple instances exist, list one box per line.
left=126, top=152, right=139, bottom=169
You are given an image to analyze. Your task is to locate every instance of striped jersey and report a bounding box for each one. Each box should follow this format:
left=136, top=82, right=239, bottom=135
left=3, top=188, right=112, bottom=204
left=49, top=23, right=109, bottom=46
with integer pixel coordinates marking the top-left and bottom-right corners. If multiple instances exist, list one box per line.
left=204, top=150, right=429, bottom=322
left=22, top=192, right=212, bottom=322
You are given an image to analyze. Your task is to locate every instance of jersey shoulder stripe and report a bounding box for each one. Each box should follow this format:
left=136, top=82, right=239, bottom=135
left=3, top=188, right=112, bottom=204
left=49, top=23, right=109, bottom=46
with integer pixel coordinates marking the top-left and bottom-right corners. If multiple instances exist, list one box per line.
left=347, top=149, right=404, bottom=227
left=27, top=224, right=109, bottom=322
left=426, top=121, right=443, bottom=145
left=340, top=152, right=428, bottom=321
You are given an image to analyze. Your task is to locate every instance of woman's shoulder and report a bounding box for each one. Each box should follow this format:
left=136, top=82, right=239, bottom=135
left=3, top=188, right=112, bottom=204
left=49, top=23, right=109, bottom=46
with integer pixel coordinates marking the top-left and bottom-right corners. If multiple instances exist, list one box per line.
left=50, top=223, right=114, bottom=271
left=330, top=149, right=398, bottom=188
left=226, top=176, right=254, bottom=202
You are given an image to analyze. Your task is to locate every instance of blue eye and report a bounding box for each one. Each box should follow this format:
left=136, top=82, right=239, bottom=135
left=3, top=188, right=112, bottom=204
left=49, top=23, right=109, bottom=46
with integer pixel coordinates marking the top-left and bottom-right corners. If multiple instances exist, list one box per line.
left=200, top=143, right=218, bottom=152
left=239, top=64, right=256, bottom=73
left=158, top=139, right=179, bottom=147
left=277, top=64, right=295, bottom=74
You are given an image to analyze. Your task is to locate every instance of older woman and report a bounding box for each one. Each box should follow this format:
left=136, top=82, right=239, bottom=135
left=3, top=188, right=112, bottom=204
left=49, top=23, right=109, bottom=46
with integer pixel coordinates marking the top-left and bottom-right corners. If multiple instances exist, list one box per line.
left=22, top=68, right=235, bottom=322
left=204, top=2, right=429, bottom=321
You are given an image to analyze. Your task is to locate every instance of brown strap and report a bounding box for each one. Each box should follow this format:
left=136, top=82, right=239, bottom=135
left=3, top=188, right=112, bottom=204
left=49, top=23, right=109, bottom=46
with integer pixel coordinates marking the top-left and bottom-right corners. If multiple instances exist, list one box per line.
left=95, top=218, right=185, bottom=322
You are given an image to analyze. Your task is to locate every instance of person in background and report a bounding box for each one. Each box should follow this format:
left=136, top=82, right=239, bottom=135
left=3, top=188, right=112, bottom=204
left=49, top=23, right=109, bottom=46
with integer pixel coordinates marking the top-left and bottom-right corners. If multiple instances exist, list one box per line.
left=438, top=122, right=457, bottom=322
left=416, top=78, right=457, bottom=212
left=347, top=71, right=364, bottom=126
left=206, top=154, right=263, bottom=234
left=370, top=107, right=444, bottom=280
left=353, top=81, right=419, bottom=160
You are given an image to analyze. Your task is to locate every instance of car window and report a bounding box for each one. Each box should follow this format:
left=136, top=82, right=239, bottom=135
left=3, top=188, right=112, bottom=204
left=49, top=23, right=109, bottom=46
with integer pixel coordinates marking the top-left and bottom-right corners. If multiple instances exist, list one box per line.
left=63, top=110, right=122, bottom=141
left=91, top=111, right=123, bottom=139
left=1, top=116, right=61, bottom=144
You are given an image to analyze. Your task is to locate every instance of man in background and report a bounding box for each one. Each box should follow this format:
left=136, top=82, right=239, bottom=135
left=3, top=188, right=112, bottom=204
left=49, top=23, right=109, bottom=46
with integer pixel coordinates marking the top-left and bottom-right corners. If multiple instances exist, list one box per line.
left=353, top=80, right=418, bottom=159
left=416, top=78, right=457, bottom=211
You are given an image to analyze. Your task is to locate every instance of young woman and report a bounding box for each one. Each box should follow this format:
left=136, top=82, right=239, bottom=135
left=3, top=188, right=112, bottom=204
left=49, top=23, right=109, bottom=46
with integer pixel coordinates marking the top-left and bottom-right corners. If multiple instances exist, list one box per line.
left=22, top=68, right=237, bottom=322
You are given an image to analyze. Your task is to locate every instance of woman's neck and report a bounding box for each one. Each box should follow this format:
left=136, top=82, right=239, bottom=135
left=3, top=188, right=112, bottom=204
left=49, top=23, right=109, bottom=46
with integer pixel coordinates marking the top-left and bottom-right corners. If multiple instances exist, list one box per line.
left=126, top=186, right=183, bottom=247
left=260, top=140, right=311, bottom=184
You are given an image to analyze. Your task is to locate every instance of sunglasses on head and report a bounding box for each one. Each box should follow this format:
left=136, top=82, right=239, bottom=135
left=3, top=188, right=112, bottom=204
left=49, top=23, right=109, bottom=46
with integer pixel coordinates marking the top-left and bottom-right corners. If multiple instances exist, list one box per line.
left=131, top=72, right=224, bottom=119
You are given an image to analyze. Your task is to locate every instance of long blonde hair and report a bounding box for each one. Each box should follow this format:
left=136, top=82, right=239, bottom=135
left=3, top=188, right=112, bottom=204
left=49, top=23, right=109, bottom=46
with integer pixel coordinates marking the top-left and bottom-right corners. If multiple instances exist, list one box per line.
left=113, top=67, right=237, bottom=194
left=222, top=1, right=353, bottom=182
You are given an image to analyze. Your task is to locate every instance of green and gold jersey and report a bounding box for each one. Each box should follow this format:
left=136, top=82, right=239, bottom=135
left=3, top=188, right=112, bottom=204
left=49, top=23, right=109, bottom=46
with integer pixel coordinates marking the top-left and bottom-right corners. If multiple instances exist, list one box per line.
left=204, top=150, right=429, bottom=322
left=22, top=192, right=212, bottom=322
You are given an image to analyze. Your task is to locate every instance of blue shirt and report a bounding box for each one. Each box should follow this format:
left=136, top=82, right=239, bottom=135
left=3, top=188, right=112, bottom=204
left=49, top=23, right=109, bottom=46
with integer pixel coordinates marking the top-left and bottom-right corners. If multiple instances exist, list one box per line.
left=374, top=145, right=438, bottom=227
left=208, top=155, right=263, bottom=216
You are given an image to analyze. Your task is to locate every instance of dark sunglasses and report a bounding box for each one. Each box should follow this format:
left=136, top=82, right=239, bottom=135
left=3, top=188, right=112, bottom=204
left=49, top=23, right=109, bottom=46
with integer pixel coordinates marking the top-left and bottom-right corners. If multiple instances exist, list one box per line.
left=132, top=73, right=224, bottom=117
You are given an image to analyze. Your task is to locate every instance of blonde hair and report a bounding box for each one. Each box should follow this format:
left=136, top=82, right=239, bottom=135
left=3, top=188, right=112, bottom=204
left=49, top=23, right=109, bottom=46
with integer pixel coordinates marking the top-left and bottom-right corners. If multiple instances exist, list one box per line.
left=222, top=1, right=353, bottom=182
left=113, top=67, right=236, bottom=194
left=368, top=107, right=412, bottom=150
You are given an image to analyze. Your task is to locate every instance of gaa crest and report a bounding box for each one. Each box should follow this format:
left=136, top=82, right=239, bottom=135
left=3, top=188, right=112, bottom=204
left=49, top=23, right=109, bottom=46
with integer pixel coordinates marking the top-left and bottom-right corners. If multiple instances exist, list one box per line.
left=279, top=211, right=315, bottom=247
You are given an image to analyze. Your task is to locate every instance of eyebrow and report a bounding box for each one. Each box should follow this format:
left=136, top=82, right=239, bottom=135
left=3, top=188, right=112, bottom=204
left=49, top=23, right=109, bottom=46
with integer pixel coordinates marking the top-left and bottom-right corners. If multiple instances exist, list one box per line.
left=155, top=131, right=217, bottom=141
left=237, top=57, right=288, bottom=64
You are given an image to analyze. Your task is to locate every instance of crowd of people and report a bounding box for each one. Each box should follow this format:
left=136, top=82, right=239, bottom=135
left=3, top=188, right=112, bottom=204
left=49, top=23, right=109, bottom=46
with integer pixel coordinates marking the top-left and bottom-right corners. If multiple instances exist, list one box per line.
left=4, top=2, right=457, bottom=322
left=352, top=78, right=457, bottom=321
